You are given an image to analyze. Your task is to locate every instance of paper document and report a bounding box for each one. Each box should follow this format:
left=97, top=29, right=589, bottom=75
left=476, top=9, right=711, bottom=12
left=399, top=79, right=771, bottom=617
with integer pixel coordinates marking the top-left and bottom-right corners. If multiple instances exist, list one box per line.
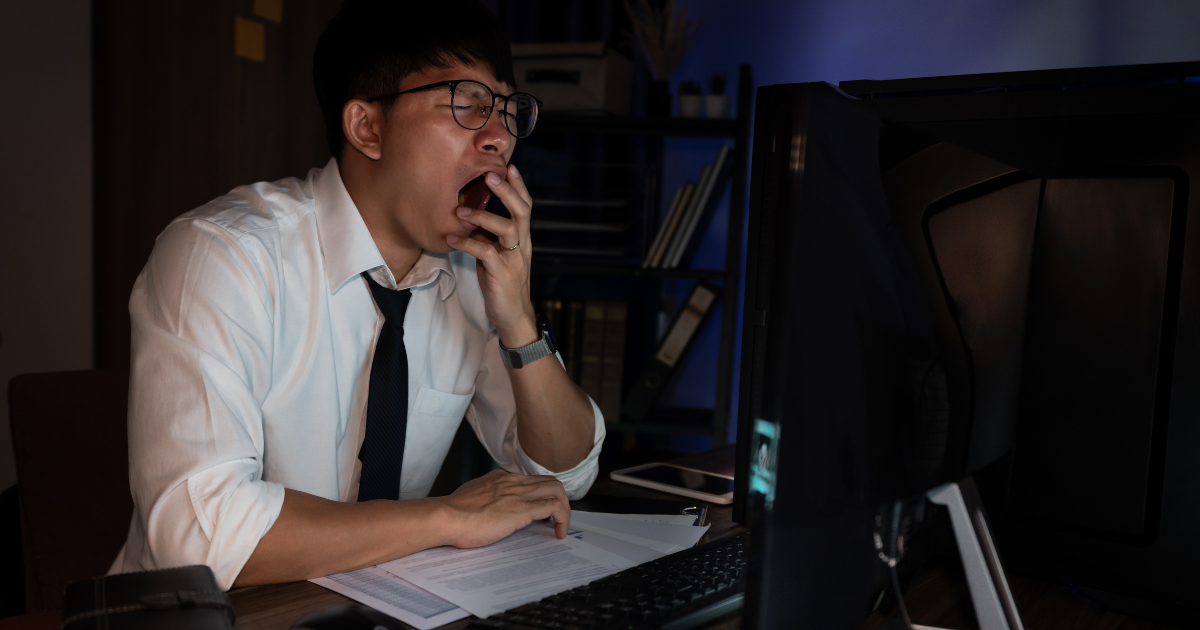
left=310, top=566, right=469, bottom=630
left=379, top=521, right=636, bottom=618
left=572, top=511, right=709, bottom=553
left=568, top=528, right=665, bottom=564
left=310, top=512, right=709, bottom=623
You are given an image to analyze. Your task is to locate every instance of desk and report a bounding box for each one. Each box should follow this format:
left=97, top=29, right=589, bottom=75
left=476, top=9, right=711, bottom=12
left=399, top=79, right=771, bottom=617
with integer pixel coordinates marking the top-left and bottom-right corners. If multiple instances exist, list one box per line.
left=229, top=446, right=743, bottom=630
left=229, top=444, right=1184, bottom=630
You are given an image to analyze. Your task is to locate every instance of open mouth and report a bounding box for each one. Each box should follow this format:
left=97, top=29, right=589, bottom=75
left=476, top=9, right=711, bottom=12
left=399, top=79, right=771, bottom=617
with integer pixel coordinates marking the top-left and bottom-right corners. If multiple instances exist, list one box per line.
left=458, top=174, right=492, bottom=215
left=457, top=174, right=498, bottom=240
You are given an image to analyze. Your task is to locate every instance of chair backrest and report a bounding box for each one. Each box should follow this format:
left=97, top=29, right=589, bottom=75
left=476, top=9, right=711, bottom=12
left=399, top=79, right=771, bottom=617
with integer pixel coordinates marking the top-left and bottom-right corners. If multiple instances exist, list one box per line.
left=8, top=370, right=132, bottom=613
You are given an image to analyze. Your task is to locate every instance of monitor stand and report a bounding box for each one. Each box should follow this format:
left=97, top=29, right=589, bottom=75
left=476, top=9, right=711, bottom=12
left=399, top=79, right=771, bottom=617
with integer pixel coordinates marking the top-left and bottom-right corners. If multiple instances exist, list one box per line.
left=922, top=478, right=1025, bottom=630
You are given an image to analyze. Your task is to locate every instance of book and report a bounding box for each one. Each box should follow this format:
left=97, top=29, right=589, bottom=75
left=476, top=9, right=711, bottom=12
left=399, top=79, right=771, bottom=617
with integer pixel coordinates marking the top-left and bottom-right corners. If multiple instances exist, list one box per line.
left=648, top=179, right=700, bottom=269
left=666, top=145, right=734, bottom=269
left=642, top=185, right=686, bottom=269
left=598, top=301, right=628, bottom=424
left=621, top=281, right=723, bottom=423
left=578, top=300, right=607, bottom=401
left=659, top=164, right=714, bottom=269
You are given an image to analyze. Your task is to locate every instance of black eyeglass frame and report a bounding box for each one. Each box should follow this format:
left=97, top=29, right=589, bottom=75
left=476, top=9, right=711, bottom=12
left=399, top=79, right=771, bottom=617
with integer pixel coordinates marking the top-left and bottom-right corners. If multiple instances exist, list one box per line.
left=366, top=80, right=543, bottom=138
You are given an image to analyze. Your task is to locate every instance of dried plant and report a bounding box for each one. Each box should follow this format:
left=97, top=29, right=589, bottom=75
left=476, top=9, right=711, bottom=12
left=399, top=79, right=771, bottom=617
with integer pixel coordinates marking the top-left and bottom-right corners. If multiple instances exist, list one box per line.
left=622, top=0, right=702, bottom=82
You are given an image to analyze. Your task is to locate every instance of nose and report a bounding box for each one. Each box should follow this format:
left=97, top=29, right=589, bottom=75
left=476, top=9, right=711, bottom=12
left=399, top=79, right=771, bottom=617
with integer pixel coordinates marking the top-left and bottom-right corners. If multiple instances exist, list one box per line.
left=474, top=107, right=512, bottom=155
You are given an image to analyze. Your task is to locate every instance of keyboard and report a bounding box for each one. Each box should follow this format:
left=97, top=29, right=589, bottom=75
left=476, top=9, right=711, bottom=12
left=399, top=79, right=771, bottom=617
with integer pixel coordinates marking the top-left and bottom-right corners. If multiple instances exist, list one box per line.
left=467, top=533, right=747, bottom=630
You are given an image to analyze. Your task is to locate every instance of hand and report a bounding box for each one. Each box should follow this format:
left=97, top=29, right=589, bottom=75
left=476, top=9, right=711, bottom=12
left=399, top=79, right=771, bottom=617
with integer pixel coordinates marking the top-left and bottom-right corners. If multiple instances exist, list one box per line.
left=446, top=164, right=539, bottom=347
left=436, top=469, right=571, bottom=548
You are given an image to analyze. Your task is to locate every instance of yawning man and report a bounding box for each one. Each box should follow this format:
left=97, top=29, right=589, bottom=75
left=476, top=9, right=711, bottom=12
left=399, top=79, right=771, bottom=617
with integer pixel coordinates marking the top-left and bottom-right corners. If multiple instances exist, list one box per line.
left=109, top=0, right=604, bottom=589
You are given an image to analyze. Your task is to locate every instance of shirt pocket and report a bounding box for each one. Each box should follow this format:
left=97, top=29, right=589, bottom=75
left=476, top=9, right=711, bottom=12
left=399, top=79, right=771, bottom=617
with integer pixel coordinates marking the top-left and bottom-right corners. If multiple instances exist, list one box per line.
left=399, top=386, right=474, bottom=500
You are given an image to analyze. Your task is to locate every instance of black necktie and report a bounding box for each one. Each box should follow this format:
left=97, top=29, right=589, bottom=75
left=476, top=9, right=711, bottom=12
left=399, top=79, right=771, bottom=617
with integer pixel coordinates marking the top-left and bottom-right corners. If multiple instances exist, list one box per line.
left=357, top=271, right=412, bottom=502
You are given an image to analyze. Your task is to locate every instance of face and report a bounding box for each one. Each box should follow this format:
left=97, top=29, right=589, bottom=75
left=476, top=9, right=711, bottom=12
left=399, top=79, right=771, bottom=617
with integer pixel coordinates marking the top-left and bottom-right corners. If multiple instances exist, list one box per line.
left=374, top=63, right=515, bottom=254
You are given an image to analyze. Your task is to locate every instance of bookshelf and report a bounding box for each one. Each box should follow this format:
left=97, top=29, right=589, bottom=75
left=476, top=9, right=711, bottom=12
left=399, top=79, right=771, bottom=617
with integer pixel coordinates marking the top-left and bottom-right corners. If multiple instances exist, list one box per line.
left=516, top=65, right=754, bottom=449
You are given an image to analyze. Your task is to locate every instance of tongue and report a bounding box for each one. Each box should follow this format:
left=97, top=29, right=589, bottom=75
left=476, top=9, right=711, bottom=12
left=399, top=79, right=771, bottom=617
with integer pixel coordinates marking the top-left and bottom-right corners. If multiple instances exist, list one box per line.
left=459, top=175, right=491, bottom=211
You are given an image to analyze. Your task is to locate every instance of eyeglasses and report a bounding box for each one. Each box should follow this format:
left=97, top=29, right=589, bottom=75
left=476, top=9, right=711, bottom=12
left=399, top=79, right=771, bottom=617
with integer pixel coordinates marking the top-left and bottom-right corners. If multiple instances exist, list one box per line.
left=367, top=80, right=542, bottom=139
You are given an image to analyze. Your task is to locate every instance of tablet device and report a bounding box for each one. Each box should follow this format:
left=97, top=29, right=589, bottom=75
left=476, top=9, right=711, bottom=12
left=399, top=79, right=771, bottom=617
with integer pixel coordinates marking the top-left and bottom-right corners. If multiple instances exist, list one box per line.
left=610, top=462, right=735, bottom=504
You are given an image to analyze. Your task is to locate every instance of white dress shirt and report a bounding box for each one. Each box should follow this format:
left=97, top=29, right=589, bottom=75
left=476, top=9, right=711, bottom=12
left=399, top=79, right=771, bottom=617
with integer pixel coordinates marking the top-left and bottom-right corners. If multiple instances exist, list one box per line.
left=109, top=158, right=605, bottom=589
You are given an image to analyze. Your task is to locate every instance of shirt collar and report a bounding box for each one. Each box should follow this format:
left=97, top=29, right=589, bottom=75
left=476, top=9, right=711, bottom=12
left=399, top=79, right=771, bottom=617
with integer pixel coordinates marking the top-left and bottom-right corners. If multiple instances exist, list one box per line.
left=313, top=158, right=456, bottom=301
left=391, top=251, right=456, bottom=300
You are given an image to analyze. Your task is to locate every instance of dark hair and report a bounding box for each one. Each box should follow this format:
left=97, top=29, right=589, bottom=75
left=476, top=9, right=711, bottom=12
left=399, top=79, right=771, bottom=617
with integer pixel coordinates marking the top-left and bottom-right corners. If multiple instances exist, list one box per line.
left=313, top=0, right=516, bottom=158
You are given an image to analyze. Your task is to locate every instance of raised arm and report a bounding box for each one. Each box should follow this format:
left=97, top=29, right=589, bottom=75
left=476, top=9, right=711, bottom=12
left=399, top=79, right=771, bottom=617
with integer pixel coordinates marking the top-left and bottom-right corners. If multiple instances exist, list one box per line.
left=447, top=164, right=598, bottom=474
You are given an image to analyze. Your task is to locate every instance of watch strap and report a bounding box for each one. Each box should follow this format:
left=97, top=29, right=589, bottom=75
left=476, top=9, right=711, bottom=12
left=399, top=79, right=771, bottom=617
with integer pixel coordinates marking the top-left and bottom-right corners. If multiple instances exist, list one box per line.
left=500, top=331, right=556, bottom=369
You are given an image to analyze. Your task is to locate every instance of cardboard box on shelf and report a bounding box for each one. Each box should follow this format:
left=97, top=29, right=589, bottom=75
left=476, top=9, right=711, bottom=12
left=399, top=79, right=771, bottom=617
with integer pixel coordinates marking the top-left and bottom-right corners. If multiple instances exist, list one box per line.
left=511, top=42, right=632, bottom=115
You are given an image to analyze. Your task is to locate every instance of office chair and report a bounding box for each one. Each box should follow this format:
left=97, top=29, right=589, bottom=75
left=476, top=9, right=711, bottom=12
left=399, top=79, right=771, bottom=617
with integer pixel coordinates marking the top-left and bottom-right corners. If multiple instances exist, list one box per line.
left=7, top=370, right=132, bottom=613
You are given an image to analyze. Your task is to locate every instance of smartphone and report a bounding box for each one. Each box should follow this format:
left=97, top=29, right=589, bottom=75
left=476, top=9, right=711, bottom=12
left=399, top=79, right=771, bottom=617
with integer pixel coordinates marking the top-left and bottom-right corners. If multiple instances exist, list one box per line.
left=610, top=463, right=735, bottom=504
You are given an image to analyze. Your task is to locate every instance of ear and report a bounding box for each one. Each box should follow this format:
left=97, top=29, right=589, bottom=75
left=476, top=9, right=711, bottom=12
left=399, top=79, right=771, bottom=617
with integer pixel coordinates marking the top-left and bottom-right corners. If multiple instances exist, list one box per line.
left=341, top=99, right=385, bottom=160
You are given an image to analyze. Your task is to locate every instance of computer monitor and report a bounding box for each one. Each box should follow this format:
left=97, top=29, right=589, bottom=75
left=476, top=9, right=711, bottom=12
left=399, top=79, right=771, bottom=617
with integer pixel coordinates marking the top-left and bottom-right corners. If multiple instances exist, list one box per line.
left=734, top=62, right=1200, bottom=628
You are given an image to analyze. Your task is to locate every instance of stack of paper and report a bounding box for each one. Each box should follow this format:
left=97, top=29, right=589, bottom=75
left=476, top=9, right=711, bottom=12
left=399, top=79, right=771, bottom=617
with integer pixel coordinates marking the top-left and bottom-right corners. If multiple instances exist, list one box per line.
left=311, top=511, right=709, bottom=628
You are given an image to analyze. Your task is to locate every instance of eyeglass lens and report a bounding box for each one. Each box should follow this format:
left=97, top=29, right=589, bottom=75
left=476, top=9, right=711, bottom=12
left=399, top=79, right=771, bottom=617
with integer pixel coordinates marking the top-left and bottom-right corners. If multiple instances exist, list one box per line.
left=452, top=81, right=539, bottom=138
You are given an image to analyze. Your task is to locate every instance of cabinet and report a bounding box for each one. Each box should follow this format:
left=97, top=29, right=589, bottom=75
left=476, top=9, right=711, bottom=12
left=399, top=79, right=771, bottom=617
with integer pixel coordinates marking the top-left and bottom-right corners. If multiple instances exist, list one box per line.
left=514, top=65, right=753, bottom=450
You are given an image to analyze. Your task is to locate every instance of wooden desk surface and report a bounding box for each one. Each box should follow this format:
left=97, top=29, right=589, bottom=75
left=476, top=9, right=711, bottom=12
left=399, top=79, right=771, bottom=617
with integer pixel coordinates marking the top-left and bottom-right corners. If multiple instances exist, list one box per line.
left=229, top=446, right=741, bottom=630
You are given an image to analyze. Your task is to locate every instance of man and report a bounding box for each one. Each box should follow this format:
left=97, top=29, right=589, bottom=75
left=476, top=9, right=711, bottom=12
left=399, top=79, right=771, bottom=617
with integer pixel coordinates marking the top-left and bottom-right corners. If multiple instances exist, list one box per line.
left=109, top=0, right=604, bottom=589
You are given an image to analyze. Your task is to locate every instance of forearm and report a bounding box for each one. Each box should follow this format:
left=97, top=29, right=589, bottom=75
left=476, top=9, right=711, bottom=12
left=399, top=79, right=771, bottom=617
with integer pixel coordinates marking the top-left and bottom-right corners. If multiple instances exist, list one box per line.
left=234, top=489, right=450, bottom=586
left=501, top=320, right=596, bottom=473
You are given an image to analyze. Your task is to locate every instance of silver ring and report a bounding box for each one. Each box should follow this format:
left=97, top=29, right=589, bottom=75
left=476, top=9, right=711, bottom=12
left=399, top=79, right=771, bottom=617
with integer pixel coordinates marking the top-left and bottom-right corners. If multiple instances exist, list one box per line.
left=504, top=240, right=520, bottom=251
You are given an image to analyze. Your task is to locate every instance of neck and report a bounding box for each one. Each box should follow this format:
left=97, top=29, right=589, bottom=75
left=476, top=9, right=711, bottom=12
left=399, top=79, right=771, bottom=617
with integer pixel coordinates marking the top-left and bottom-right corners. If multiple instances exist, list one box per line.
left=338, top=151, right=423, bottom=281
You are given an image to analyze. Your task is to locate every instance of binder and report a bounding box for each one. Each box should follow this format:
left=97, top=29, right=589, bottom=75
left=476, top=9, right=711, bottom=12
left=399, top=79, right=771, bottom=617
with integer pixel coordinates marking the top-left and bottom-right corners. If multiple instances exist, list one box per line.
left=621, top=281, right=722, bottom=423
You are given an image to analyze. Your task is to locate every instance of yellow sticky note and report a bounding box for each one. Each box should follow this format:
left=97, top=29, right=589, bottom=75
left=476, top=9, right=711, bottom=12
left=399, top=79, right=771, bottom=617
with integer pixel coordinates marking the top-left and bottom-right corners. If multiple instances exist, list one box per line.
left=252, top=0, right=283, bottom=23
left=235, top=17, right=265, bottom=62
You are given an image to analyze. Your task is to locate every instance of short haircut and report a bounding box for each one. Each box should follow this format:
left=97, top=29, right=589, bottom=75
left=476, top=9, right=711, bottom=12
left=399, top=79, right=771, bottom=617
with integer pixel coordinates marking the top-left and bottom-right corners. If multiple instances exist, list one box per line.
left=313, top=0, right=516, bottom=158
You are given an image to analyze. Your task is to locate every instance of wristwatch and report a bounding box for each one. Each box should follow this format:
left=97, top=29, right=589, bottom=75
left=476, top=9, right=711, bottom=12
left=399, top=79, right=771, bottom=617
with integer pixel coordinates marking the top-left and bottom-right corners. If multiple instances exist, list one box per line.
left=499, top=314, right=558, bottom=369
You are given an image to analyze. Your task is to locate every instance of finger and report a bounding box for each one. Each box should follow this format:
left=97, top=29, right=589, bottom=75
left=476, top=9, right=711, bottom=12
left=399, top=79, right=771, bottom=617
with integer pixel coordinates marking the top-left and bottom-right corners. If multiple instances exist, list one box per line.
left=457, top=206, right=517, bottom=244
left=506, top=164, right=533, bottom=210
left=533, top=497, right=570, bottom=539
left=517, top=480, right=570, bottom=531
left=447, top=234, right=500, bottom=263
left=485, top=171, right=532, bottom=225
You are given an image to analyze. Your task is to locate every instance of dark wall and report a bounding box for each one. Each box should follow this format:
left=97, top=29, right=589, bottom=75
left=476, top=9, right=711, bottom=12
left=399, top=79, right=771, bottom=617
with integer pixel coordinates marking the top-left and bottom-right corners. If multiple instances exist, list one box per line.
left=93, top=0, right=341, bottom=369
left=0, top=0, right=92, bottom=494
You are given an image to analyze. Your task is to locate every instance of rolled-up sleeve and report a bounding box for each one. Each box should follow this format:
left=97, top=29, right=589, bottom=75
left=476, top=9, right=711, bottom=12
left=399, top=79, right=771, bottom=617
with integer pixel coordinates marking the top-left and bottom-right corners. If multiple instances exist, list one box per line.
left=465, top=332, right=605, bottom=500
left=113, top=218, right=284, bottom=590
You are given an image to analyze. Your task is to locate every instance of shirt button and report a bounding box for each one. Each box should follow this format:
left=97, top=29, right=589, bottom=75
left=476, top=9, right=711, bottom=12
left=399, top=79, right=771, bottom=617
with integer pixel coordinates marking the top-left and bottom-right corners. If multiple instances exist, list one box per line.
left=427, top=394, right=442, bottom=411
